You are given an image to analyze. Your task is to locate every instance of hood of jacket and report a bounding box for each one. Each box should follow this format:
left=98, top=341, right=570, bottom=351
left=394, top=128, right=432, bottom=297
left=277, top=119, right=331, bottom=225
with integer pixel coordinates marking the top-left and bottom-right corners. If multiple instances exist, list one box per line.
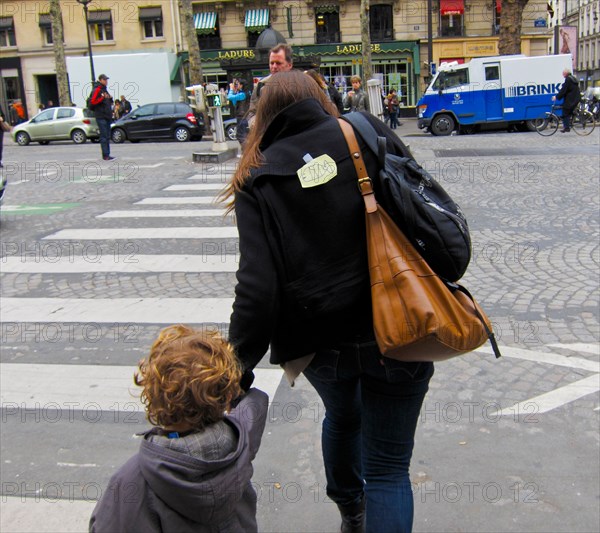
left=137, top=409, right=252, bottom=525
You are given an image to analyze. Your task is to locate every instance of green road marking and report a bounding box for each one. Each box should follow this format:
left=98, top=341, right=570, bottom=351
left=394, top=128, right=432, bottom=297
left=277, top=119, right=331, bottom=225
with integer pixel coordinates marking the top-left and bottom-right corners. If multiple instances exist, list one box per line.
left=1, top=203, right=80, bottom=215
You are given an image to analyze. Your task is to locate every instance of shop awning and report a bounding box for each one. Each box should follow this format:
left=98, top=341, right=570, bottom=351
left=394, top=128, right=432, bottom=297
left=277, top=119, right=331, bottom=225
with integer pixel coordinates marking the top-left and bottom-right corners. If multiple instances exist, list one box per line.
left=139, top=7, right=162, bottom=21
left=315, top=4, right=340, bottom=14
left=245, top=9, right=270, bottom=32
left=39, top=14, right=52, bottom=27
left=440, top=0, right=464, bottom=16
left=88, top=10, right=112, bottom=24
left=194, top=12, right=217, bottom=35
left=496, top=0, right=502, bottom=13
left=0, top=16, right=14, bottom=29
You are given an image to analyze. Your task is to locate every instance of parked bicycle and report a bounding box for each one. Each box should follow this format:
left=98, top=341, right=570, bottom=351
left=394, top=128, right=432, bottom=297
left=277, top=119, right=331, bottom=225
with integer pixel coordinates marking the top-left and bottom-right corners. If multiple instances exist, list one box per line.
left=583, top=87, right=600, bottom=122
left=534, top=103, right=596, bottom=136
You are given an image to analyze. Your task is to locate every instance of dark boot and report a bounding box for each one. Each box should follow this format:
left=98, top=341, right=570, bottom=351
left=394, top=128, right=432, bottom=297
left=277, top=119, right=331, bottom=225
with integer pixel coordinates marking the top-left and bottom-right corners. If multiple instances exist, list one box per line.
left=337, top=496, right=366, bottom=533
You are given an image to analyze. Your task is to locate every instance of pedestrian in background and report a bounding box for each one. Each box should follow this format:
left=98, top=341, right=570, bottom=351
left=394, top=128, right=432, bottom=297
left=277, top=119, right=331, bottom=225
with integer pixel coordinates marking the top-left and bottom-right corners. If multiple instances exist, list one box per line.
left=119, top=95, right=132, bottom=115
left=222, top=70, right=432, bottom=533
left=12, top=100, right=26, bottom=124
left=344, top=75, right=369, bottom=113
left=238, top=43, right=294, bottom=144
left=552, top=68, right=581, bottom=133
left=112, top=100, right=123, bottom=120
left=386, top=88, right=400, bottom=129
left=89, top=325, right=268, bottom=533
left=0, top=105, right=6, bottom=167
left=227, top=78, right=249, bottom=137
left=90, top=74, right=115, bottom=161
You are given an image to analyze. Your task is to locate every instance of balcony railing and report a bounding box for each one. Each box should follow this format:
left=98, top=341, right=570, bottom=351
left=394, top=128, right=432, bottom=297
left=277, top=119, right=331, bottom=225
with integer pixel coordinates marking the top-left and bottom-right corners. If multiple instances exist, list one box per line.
left=197, top=35, right=222, bottom=50
left=370, top=29, right=394, bottom=42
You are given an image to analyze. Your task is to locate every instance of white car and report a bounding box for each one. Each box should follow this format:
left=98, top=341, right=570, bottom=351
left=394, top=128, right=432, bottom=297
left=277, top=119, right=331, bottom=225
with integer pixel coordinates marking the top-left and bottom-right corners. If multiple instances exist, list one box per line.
left=12, top=107, right=100, bottom=146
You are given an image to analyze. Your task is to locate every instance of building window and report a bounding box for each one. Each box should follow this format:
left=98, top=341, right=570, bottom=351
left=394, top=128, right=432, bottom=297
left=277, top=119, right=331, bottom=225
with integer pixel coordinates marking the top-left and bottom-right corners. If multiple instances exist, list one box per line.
left=440, top=0, right=465, bottom=37
left=88, top=10, right=113, bottom=42
left=39, top=14, right=53, bottom=45
left=194, top=11, right=221, bottom=50
left=245, top=9, right=269, bottom=48
left=0, top=17, right=16, bottom=47
left=315, top=6, right=341, bottom=44
left=139, top=7, right=163, bottom=39
left=369, top=4, right=394, bottom=41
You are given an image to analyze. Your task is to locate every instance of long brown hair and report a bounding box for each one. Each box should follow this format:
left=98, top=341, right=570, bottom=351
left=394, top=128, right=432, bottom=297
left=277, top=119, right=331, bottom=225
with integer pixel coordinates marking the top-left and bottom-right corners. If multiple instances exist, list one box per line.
left=219, top=70, right=339, bottom=212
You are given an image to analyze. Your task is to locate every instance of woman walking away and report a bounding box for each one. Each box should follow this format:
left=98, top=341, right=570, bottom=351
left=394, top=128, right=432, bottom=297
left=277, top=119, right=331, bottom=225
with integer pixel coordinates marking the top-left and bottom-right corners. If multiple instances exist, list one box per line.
left=221, top=70, right=433, bottom=533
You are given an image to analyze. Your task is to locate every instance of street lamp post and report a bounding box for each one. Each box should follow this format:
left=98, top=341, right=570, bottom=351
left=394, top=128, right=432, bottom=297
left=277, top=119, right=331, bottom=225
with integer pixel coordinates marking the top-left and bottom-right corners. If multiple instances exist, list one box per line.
left=76, top=0, right=95, bottom=84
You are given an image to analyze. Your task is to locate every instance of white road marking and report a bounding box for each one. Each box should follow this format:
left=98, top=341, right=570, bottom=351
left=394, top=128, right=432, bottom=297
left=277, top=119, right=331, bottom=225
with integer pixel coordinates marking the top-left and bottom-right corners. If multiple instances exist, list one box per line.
left=135, top=197, right=217, bottom=205
left=547, top=343, right=599, bottom=355
left=0, top=363, right=282, bottom=411
left=164, top=184, right=225, bottom=191
left=0, top=254, right=239, bottom=273
left=0, top=297, right=234, bottom=323
left=42, top=227, right=238, bottom=240
left=478, top=344, right=600, bottom=415
left=488, top=374, right=599, bottom=416
left=134, top=163, right=163, bottom=168
left=182, top=181, right=225, bottom=191
left=477, top=345, right=599, bottom=373
left=56, top=463, right=99, bottom=468
left=96, top=209, right=229, bottom=218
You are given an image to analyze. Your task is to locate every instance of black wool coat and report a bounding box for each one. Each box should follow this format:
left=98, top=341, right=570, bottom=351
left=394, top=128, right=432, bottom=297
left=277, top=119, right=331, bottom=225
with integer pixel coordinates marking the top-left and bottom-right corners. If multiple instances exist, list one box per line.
left=228, top=99, right=413, bottom=372
left=556, top=74, right=581, bottom=109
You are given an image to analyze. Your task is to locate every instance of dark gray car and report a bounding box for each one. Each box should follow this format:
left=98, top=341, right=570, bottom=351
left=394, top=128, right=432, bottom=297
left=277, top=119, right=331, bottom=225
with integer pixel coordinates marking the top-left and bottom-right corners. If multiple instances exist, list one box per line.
left=111, top=102, right=205, bottom=143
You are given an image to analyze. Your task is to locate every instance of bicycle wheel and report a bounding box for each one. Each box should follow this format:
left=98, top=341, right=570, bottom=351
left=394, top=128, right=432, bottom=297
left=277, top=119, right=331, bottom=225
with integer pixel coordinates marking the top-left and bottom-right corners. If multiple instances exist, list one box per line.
left=572, top=110, right=596, bottom=136
left=534, top=112, right=560, bottom=136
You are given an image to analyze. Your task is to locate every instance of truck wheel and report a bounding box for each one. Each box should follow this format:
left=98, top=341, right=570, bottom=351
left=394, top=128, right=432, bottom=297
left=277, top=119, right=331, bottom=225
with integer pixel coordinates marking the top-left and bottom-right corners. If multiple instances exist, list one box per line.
left=431, top=114, right=455, bottom=136
left=525, top=120, right=538, bottom=132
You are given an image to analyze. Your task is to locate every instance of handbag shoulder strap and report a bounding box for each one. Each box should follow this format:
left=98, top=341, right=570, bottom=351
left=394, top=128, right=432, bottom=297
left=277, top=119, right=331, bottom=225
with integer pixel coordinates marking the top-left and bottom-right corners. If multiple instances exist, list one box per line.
left=342, top=113, right=383, bottom=164
left=338, top=119, right=377, bottom=214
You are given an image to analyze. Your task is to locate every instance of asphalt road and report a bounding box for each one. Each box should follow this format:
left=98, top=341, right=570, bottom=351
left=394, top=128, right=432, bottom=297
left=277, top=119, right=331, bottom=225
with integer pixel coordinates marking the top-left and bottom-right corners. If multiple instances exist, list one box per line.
left=0, top=122, right=599, bottom=532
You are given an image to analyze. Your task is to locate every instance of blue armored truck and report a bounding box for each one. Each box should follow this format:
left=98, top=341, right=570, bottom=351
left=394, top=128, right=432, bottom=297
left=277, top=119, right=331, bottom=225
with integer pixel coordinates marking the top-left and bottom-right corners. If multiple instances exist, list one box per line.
left=417, top=54, right=574, bottom=135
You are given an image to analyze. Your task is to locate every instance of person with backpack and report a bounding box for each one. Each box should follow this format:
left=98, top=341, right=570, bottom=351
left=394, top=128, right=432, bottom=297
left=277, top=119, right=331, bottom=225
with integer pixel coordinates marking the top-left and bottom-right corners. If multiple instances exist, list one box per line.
left=89, top=74, right=115, bottom=161
left=227, top=78, right=249, bottom=137
left=220, top=70, right=433, bottom=533
left=552, top=68, right=581, bottom=133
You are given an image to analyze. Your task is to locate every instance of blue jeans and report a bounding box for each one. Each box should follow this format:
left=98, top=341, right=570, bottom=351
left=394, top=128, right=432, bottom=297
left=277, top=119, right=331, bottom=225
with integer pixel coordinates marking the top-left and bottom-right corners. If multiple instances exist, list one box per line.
left=389, top=112, right=399, bottom=129
left=303, top=341, right=433, bottom=533
left=96, top=118, right=111, bottom=157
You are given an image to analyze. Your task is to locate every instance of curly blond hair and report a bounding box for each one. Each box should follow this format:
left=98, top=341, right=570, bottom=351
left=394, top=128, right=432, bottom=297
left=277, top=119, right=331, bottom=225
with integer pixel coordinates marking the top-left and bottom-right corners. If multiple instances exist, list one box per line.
left=134, top=325, right=242, bottom=431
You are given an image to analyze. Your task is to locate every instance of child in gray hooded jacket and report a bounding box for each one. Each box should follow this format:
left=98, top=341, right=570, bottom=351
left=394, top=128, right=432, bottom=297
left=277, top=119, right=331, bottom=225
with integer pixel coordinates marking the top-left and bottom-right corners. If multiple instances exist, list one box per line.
left=90, top=325, right=268, bottom=533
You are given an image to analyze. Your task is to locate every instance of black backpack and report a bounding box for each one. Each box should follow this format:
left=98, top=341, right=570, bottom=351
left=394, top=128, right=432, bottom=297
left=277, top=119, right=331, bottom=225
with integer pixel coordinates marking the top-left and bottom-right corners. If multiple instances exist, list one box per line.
left=86, top=85, right=99, bottom=110
left=343, top=112, right=471, bottom=281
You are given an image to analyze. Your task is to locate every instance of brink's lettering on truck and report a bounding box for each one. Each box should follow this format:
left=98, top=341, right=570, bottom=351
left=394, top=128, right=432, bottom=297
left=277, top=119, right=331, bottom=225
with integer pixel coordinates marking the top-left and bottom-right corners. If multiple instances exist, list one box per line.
left=417, top=54, right=573, bottom=136
left=505, top=84, right=563, bottom=97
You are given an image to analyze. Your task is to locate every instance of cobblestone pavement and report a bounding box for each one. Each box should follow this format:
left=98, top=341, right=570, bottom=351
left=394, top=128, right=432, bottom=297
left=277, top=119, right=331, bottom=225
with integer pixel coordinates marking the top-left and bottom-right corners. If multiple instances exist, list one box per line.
left=0, top=126, right=598, bottom=533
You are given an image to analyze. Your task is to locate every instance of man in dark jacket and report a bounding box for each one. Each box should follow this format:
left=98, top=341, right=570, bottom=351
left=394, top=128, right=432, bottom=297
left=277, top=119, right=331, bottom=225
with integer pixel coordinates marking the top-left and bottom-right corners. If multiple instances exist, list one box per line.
left=90, top=74, right=115, bottom=160
left=553, top=68, right=581, bottom=132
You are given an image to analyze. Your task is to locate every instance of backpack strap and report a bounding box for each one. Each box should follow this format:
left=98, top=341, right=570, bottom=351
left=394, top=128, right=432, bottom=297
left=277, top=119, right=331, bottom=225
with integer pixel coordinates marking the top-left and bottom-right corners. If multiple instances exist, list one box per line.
left=342, top=112, right=381, bottom=157
left=343, top=113, right=420, bottom=250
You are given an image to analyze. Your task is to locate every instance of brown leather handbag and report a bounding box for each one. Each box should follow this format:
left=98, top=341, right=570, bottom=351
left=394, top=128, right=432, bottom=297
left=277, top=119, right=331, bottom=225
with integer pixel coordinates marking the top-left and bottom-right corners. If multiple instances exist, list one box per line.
left=338, top=119, right=500, bottom=362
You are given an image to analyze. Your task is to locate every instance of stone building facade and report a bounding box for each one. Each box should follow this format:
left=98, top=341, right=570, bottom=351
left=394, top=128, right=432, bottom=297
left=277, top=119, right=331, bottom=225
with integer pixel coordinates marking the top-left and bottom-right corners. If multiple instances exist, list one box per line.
left=1, top=0, right=553, bottom=120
